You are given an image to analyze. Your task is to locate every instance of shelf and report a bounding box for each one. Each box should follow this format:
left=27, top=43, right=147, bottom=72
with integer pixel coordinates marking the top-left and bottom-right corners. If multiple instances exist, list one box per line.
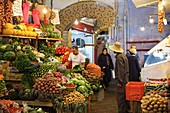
left=0, top=35, right=62, bottom=41
left=14, top=100, right=53, bottom=107
left=127, top=40, right=160, bottom=43
left=4, top=78, right=22, bottom=82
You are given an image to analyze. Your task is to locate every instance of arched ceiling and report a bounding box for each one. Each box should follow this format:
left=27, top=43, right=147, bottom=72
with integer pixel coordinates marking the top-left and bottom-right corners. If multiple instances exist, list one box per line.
left=45, top=0, right=115, bottom=10
left=54, top=1, right=114, bottom=32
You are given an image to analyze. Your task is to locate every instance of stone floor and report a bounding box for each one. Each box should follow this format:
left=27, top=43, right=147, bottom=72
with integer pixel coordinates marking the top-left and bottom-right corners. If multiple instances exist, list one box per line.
left=89, top=84, right=118, bottom=113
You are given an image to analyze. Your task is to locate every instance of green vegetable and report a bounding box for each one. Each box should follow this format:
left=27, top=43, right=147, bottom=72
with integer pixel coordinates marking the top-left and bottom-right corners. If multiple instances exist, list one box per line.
left=3, top=51, right=16, bottom=61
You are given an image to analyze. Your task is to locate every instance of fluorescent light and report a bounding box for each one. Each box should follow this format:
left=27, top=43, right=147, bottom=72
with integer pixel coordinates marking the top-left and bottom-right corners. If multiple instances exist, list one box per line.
left=163, top=18, right=167, bottom=25
left=74, top=20, right=79, bottom=25
left=43, top=8, right=47, bottom=14
left=140, top=26, right=145, bottom=31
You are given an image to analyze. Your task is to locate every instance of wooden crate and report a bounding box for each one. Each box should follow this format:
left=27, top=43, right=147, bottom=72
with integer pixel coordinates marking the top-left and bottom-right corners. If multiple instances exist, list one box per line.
left=91, top=88, right=104, bottom=101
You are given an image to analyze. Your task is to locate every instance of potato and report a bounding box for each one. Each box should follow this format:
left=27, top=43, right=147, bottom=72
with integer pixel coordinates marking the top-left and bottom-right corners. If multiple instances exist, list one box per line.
left=154, top=104, right=158, bottom=108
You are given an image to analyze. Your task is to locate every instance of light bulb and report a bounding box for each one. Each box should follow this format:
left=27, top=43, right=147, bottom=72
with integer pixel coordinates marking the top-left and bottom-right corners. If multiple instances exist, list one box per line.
left=43, top=8, right=47, bottom=14
left=149, top=17, right=154, bottom=24
left=163, top=18, right=167, bottom=25
left=74, top=20, right=79, bottom=25
left=84, top=28, right=87, bottom=31
left=140, top=26, right=145, bottom=31
left=162, top=0, right=165, bottom=6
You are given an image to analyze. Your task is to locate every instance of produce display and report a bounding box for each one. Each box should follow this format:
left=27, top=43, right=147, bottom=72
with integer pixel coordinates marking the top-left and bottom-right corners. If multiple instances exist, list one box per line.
left=70, top=76, right=93, bottom=97
left=72, top=65, right=83, bottom=73
left=86, top=63, right=102, bottom=77
left=56, top=46, right=71, bottom=55
left=0, top=0, right=5, bottom=33
left=0, top=99, right=22, bottom=113
left=31, top=62, right=57, bottom=78
left=0, top=75, right=7, bottom=97
left=40, top=23, right=60, bottom=39
left=141, top=90, right=168, bottom=113
left=39, top=43, right=55, bottom=58
left=62, top=51, right=72, bottom=69
left=5, top=0, right=13, bottom=23
left=63, top=90, right=85, bottom=104
left=158, top=2, right=164, bottom=33
left=53, top=90, right=87, bottom=113
left=55, top=55, right=64, bottom=63
left=33, top=72, right=63, bottom=93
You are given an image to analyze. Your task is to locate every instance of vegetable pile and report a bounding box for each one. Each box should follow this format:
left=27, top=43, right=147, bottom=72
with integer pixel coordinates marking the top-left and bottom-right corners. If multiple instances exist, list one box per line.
left=86, top=63, right=102, bottom=77
left=0, top=75, right=7, bottom=97
left=33, top=72, right=63, bottom=94
left=63, top=90, right=85, bottom=104
left=70, top=76, right=93, bottom=97
left=141, top=84, right=168, bottom=113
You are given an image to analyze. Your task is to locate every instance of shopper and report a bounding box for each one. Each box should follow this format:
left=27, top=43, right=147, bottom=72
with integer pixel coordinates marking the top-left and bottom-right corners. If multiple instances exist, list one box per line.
left=97, top=48, right=114, bottom=88
left=65, top=46, right=86, bottom=68
left=109, top=42, right=130, bottom=113
left=126, top=45, right=140, bottom=61
left=127, top=48, right=141, bottom=81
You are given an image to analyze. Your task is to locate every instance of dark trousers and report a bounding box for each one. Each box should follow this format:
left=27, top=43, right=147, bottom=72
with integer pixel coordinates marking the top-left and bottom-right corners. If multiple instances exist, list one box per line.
left=116, top=85, right=130, bottom=113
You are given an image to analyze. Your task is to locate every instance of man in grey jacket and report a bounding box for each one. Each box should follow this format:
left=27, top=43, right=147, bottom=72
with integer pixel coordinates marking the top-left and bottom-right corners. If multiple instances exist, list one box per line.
left=109, top=42, right=131, bottom=113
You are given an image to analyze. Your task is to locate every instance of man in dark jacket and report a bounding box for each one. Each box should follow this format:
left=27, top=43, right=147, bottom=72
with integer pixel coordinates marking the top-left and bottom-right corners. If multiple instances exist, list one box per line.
left=109, top=42, right=130, bottom=113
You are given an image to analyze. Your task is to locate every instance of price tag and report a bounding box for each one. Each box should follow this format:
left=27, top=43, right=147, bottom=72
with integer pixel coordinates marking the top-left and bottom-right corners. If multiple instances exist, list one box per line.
left=13, top=0, right=23, bottom=16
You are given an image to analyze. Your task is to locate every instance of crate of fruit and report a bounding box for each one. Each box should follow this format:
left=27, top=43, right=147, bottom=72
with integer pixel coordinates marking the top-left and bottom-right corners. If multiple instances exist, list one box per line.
left=126, top=82, right=145, bottom=101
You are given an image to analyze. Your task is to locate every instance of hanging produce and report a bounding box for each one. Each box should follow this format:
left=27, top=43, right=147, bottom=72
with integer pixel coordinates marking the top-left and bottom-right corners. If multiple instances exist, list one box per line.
left=32, top=9, right=40, bottom=27
left=5, top=0, right=13, bottom=23
left=158, top=2, right=164, bottom=33
left=0, top=0, right=5, bottom=33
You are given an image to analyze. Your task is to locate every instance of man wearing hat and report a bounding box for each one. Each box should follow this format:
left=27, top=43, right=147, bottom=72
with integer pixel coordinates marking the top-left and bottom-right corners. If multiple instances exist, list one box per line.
left=109, top=42, right=130, bottom=113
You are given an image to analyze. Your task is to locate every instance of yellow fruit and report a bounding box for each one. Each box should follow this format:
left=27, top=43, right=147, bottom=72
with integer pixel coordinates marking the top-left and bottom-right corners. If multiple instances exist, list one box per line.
left=17, top=30, right=22, bottom=35
left=13, top=29, right=18, bottom=35
left=18, top=23, right=27, bottom=31
left=25, top=31, right=30, bottom=36
left=2, top=29, right=13, bottom=35
left=27, top=26, right=34, bottom=31
left=20, top=31, right=26, bottom=36
left=3, top=23, right=14, bottom=29
left=33, top=32, right=37, bottom=37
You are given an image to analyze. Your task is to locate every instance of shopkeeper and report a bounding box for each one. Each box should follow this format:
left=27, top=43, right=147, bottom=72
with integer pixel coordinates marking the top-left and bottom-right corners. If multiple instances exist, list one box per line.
left=65, top=46, right=86, bottom=68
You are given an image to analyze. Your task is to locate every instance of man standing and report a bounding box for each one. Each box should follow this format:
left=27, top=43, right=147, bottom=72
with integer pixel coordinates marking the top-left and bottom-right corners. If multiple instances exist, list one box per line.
left=109, top=42, right=130, bottom=113
left=65, top=46, right=86, bottom=68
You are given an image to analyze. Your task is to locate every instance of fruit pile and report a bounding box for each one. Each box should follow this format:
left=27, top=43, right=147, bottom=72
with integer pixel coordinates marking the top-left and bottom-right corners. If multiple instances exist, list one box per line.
left=33, top=72, right=63, bottom=94
left=56, top=46, right=71, bottom=55
left=86, top=63, right=102, bottom=77
left=141, top=84, right=168, bottom=113
left=83, top=70, right=100, bottom=83
left=55, top=55, right=64, bottom=63
left=2, top=23, right=38, bottom=37
left=63, top=90, right=85, bottom=104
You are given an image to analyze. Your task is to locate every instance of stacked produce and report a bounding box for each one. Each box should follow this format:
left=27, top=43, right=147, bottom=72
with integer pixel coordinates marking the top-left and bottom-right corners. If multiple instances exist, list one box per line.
left=0, top=75, right=7, bottom=97
left=63, top=90, right=85, bottom=104
left=0, top=99, right=23, bottom=113
left=86, top=63, right=102, bottom=77
left=40, top=23, right=60, bottom=39
left=0, top=0, right=5, bottom=33
left=5, top=0, right=13, bottom=23
left=158, top=2, right=164, bottom=33
left=70, top=76, right=93, bottom=97
left=56, top=46, right=71, bottom=55
left=55, top=55, right=64, bottom=63
left=53, top=90, right=87, bottom=113
left=83, top=70, right=100, bottom=82
left=39, top=43, right=55, bottom=58
left=33, top=72, right=62, bottom=93
left=2, top=23, right=37, bottom=37
left=31, top=62, right=57, bottom=78
left=141, top=90, right=168, bottom=113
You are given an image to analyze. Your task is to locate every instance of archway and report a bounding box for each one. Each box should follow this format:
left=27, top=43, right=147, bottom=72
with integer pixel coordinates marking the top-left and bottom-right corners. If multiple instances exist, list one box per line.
left=56, top=1, right=115, bottom=32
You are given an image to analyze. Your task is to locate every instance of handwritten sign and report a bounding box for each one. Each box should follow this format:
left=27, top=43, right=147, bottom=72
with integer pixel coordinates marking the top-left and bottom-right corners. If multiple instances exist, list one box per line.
left=13, top=0, right=23, bottom=16
left=51, top=9, right=60, bottom=25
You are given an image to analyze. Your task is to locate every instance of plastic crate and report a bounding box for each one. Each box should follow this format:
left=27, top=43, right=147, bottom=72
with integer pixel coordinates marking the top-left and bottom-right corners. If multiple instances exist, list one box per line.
left=126, top=82, right=145, bottom=101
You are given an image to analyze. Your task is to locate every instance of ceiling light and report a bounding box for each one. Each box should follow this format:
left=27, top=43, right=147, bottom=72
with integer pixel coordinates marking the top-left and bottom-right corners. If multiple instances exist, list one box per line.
left=149, top=16, right=154, bottom=24
left=163, top=18, right=167, bottom=25
left=162, top=0, right=165, bottom=6
left=43, top=8, right=47, bottom=14
left=74, top=20, right=79, bottom=25
left=140, top=26, right=145, bottom=31
left=84, top=28, right=87, bottom=31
